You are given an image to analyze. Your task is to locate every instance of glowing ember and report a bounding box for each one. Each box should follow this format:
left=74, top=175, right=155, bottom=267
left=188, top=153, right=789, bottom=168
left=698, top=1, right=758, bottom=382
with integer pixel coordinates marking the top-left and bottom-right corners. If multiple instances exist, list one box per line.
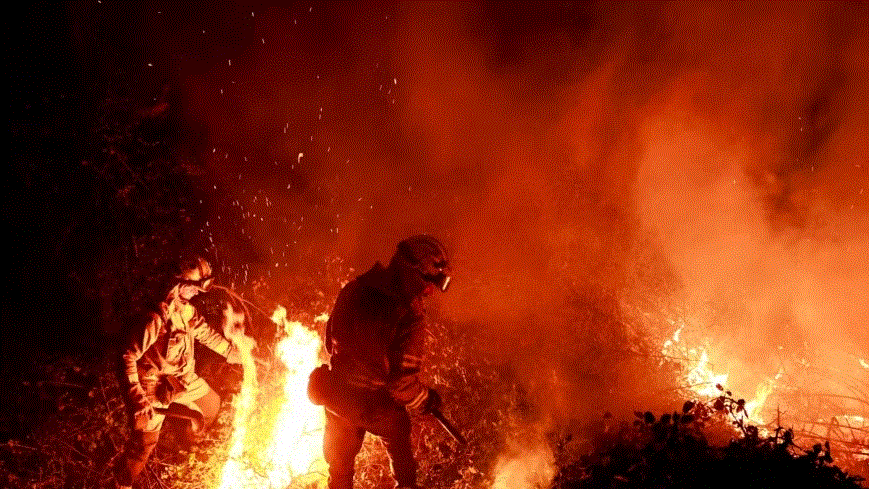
left=217, top=306, right=328, bottom=489
left=491, top=443, right=555, bottom=489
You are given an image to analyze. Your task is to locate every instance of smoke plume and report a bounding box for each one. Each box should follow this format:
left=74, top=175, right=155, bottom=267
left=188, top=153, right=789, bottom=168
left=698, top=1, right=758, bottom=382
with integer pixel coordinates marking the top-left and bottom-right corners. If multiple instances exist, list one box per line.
left=170, top=0, right=867, bottom=433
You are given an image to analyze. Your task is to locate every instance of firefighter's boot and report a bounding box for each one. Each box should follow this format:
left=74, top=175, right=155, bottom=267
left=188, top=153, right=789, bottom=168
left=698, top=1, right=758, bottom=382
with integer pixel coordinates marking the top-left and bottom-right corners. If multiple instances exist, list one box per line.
left=116, top=429, right=160, bottom=488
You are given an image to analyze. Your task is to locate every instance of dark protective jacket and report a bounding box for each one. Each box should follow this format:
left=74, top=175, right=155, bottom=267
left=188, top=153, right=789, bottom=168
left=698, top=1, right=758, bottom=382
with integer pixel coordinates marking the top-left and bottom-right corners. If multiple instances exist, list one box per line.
left=326, top=262, right=429, bottom=410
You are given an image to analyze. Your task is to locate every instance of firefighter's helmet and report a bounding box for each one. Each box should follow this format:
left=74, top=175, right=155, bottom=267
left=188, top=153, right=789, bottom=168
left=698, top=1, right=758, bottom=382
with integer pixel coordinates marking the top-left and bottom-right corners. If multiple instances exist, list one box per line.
left=395, top=235, right=451, bottom=292
left=175, top=255, right=214, bottom=292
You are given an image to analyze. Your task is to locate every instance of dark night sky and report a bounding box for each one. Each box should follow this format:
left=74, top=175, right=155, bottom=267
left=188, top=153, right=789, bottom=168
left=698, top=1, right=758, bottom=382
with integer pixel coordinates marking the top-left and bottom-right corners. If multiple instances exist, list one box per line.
left=8, top=0, right=597, bottom=354
left=9, top=2, right=95, bottom=357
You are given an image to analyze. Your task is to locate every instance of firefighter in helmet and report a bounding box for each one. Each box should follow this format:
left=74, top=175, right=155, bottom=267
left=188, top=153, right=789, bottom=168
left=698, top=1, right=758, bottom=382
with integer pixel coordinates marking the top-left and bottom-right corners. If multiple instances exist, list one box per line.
left=318, top=235, right=451, bottom=489
left=115, top=254, right=242, bottom=489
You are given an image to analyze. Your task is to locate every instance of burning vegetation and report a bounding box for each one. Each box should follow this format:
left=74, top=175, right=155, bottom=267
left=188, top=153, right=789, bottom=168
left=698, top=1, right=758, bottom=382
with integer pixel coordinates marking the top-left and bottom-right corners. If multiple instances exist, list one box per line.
left=6, top=1, right=869, bottom=488
left=2, top=285, right=866, bottom=488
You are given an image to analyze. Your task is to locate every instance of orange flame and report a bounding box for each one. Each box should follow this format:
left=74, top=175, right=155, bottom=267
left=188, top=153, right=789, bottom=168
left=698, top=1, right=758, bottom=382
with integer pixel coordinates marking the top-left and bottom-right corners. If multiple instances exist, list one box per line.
left=217, top=305, right=328, bottom=488
left=491, top=443, right=555, bottom=489
left=661, top=321, right=773, bottom=426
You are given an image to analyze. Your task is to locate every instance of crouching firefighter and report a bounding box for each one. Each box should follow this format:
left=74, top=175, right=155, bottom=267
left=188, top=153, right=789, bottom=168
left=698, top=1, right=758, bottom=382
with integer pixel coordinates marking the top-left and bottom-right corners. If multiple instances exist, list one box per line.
left=115, top=254, right=244, bottom=489
left=309, top=235, right=452, bottom=489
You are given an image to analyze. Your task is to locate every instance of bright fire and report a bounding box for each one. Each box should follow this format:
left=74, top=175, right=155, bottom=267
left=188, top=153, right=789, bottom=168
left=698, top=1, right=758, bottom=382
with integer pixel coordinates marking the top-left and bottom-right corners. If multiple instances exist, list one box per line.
left=660, top=319, right=869, bottom=473
left=661, top=322, right=772, bottom=424
left=491, top=443, right=555, bottom=489
left=214, top=307, right=864, bottom=488
left=218, top=306, right=329, bottom=489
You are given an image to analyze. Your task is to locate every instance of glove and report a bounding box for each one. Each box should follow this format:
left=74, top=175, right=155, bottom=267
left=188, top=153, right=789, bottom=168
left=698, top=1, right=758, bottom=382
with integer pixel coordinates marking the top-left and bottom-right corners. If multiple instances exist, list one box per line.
left=134, top=402, right=155, bottom=425
left=225, top=345, right=242, bottom=365
left=155, top=375, right=186, bottom=404
left=420, top=388, right=442, bottom=415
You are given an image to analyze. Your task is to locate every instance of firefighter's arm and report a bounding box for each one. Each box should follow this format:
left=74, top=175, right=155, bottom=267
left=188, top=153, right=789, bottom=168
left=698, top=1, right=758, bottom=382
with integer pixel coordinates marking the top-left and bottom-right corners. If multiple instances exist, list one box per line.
left=121, top=312, right=162, bottom=418
left=387, top=306, right=437, bottom=412
left=189, top=311, right=240, bottom=363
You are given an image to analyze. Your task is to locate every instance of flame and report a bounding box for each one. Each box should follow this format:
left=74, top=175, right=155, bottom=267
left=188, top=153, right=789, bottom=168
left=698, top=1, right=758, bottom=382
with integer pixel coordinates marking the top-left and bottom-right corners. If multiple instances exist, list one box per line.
left=685, top=349, right=730, bottom=398
left=658, top=319, right=869, bottom=482
left=661, top=321, right=772, bottom=425
left=217, top=305, right=328, bottom=489
left=491, top=443, right=555, bottom=489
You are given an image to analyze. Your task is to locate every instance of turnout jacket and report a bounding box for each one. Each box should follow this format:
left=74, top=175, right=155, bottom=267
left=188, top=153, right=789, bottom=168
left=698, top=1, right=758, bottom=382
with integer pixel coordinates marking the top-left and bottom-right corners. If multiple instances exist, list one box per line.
left=122, top=292, right=235, bottom=406
left=326, top=262, right=429, bottom=409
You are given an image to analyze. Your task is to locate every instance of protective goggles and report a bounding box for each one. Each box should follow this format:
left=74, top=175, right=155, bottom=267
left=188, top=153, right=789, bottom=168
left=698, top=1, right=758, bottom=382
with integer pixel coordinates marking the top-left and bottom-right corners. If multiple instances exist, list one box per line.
left=423, top=272, right=451, bottom=292
left=178, top=275, right=214, bottom=292
left=422, top=260, right=451, bottom=292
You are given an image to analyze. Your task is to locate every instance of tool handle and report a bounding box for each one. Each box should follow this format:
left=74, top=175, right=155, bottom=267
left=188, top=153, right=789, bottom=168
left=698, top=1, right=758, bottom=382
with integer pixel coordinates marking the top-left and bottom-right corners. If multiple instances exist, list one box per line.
left=430, top=408, right=467, bottom=445
left=154, top=406, right=204, bottom=431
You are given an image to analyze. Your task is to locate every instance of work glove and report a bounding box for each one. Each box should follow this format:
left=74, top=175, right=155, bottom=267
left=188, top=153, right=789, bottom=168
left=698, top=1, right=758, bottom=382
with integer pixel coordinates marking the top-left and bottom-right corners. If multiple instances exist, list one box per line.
left=420, top=387, right=442, bottom=415
left=225, top=345, right=242, bottom=365
left=226, top=344, right=271, bottom=368
left=155, top=375, right=186, bottom=404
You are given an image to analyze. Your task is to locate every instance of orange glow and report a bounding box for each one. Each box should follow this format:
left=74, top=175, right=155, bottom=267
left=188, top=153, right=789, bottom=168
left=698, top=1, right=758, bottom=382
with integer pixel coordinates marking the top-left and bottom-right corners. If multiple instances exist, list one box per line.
left=661, top=321, right=773, bottom=425
left=217, top=306, right=328, bottom=489
left=491, top=443, right=555, bottom=489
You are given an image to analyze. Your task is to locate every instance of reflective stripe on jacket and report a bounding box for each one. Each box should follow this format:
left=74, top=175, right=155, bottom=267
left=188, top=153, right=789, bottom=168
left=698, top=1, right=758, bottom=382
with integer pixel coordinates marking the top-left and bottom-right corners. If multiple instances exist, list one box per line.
left=326, top=262, right=428, bottom=407
left=122, top=292, right=232, bottom=399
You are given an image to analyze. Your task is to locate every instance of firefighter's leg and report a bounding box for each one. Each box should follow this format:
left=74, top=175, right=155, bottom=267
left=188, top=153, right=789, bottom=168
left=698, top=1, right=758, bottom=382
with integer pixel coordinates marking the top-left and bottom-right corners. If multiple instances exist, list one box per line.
left=173, top=376, right=221, bottom=446
left=116, top=429, right=161, bottom=487
left=178, top=377, right=221, bottom=429
left=367, top=400, right=417, bottom=489
left=192, top=384, right=221, bottom=428
left=324, top=409, right=365, bottom=489
left=116, top=409, right=165, bottom=488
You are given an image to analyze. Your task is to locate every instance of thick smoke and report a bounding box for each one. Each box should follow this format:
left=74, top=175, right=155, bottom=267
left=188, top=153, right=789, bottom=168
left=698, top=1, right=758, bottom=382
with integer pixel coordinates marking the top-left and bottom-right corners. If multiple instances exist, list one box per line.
left=632, top=1, right=869, bottom=401
left=173, top=1, right=867, bottom=433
